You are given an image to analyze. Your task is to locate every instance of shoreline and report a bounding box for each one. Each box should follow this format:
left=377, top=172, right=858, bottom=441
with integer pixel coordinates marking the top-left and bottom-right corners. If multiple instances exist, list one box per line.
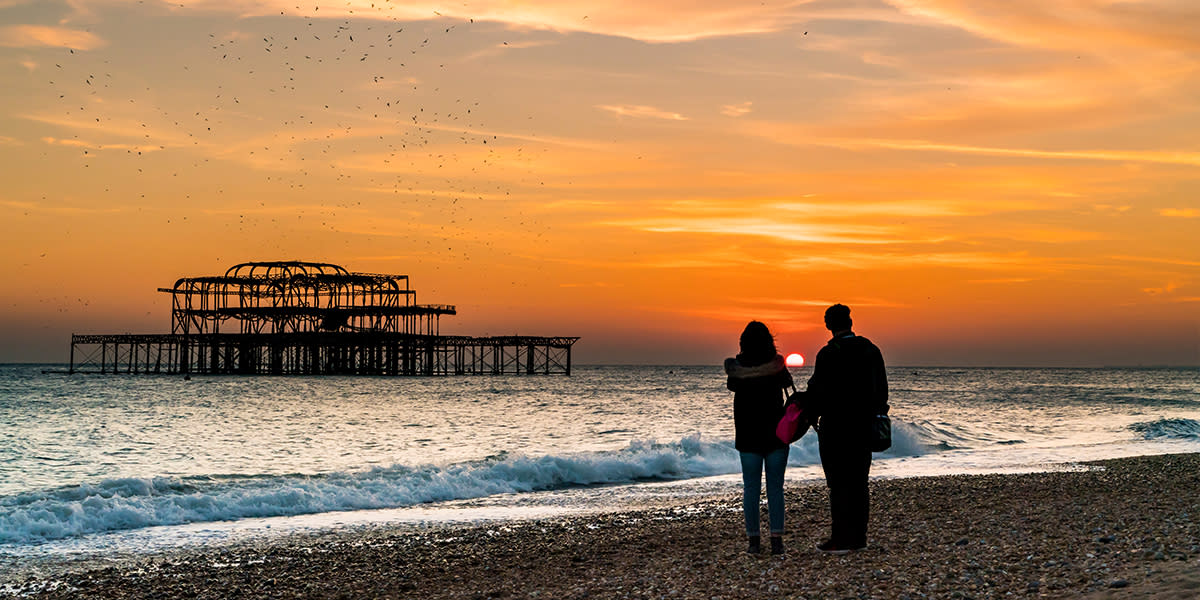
left=5, top=453, right=1200, bottom=599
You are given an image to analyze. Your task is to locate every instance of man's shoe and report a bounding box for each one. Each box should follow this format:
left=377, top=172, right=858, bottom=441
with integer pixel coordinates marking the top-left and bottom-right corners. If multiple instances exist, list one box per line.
left=816, top=539, right=864, bottom=555
left=770, top=536, right=785, bottom=555
left=747, top=535, right=761, bottom=554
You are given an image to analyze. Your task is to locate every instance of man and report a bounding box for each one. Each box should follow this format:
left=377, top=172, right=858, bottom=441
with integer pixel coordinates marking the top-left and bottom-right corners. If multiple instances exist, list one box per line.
left=805, top=304, right=888, bottom=554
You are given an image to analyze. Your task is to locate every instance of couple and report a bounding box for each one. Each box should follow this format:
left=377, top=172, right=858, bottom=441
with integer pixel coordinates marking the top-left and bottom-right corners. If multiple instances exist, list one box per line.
left=724, top=304, right=888, bottom=556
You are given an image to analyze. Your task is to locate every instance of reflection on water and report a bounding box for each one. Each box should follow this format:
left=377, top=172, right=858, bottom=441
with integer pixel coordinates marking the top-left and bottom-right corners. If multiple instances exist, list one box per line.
left=1, top=365, right=1197, bottom=549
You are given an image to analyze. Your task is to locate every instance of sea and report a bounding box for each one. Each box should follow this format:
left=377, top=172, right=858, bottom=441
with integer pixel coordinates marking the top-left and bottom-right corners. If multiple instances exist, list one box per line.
left=2, top=364, right=1198, bottom=579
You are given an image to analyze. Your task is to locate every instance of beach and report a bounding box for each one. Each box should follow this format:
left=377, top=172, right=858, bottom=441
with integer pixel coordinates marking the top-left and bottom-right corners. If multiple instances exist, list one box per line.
left=7, top=452, right=1198, bottom=599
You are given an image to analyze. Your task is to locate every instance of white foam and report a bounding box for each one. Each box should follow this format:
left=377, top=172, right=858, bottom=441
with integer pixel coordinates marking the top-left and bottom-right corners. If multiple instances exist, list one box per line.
left=0, top=435, right=752, bottom=545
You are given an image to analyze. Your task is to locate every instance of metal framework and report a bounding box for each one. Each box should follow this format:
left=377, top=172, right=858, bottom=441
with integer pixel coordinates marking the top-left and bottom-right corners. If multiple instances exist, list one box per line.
left=67, top=261, right=577, bottom=376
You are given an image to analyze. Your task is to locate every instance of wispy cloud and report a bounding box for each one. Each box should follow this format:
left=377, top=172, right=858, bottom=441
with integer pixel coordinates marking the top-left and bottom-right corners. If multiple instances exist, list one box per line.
left=462, top=40, right=557, bottom=62
left=22, top=113, right=190, bottom=149
left=721, top=101, right=753, bottom=117
left=597, top=104, right=688, bottom=121
left=967, top=278, right=1037, bottom=284
left=664, top=305, right=826, bottom=328
left=1159, top=208, right=1200, bottom=218
left=41, top=136, right=162, bottom=153
left=835, top=139, right=1200, bottom=167
left=780, top=250, right=1041, bottom=272
left=885, top=0, right=1200, bottom=53
left=0, top=200, right=127, bottom=215
left=613, top=216, right=913, bottom=245
left=742, top=297, right=907, bottom=309
left=141, top=0, right=804, bottom=43
left=0, top=25, right=106, bottom=50
left=1142, top=282, right=1180, bottom=296
left=199, top=204, right=354, bottom=217
left=1111, top=255, right=1200, bottom=268
left=558, top=282, right=620, bottom=288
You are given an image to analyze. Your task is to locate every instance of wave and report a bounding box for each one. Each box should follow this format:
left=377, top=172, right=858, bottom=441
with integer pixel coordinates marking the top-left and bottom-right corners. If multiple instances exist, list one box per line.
left=887, top=418, right=1022, bottom=453
left=1129, top=418, right=1200, bottom=440
left=0, top=435, right=810, bottom=545
left=0, top=422, right=951, bottom=546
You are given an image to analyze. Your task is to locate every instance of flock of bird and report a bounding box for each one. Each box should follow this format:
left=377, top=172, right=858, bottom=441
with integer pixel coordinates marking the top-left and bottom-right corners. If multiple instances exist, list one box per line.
left=40, top=7, right=559, bottom=283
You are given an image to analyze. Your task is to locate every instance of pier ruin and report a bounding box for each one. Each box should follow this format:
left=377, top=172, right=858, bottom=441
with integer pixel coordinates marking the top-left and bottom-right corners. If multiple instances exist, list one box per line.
left=67, top=261, right=578, bottom=376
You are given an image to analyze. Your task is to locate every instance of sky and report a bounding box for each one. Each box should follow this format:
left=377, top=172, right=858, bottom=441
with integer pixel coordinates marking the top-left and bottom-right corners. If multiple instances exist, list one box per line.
left=1, top=0, right=1198, bottom=366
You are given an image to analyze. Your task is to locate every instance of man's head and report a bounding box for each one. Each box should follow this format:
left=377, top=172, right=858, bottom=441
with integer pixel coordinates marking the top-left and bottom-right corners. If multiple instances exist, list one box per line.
left=824, top=304, right=852, bottom=333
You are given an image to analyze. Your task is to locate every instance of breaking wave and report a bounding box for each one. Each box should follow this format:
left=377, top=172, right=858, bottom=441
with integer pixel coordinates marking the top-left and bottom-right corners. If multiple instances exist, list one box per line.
left=0, top=420, right=953, bottom=546
left=1130, top=418, right=1200, bottom=440
left=889, top=418, right=1024, bottom=453
left=0, top=435, right=758, bottom=545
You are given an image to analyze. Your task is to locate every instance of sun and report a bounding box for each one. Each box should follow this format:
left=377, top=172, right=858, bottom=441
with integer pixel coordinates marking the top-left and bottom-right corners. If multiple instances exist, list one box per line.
left=785, top=353, right=805, bottom=367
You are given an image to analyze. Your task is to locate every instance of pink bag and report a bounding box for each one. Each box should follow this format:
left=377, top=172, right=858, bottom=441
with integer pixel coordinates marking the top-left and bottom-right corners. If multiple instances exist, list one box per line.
left=775, top=402, right=809, bottom=444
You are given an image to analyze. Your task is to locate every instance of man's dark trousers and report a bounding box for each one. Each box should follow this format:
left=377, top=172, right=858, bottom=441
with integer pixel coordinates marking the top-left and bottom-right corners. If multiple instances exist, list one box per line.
left=818, top=431, right=872, bottom=547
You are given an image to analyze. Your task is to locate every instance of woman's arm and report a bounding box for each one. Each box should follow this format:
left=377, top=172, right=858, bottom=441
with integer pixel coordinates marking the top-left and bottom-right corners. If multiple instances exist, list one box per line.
left=724, top=355, right=786, bottom=379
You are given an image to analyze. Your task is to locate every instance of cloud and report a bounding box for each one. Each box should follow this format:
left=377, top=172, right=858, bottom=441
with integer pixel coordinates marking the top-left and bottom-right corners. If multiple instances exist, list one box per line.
left=830, top=138, right=1200, bottom=167
left=1111, top=255, right=1200, bottom=268
left=41, top=136, right=162, bottom=153
left=129, top=0, right=805, bottom=43
left=612, top=197, right=1047, bottom=224
left=721, top=101, right=753, bottom=117
left=769, top=199, right=976, bottom=218
left=885, top=0, right=1200, bottom=53
left=0, top=200, right=127, bottom=215
left=0, top=25, right=106, bottom=50
left=780, top=250, right=1041, bottom=271
left=612, top=216, right=912, bottom=245
left=597, top=104, right=688, bottom=121
left=558, top=282, right=619, bottom=288
left=1159, top=208, right=1200, bottom=218
left=1142, top=282, right=1180, bottom=296
left=461, top=39, right=560, bottom=62
left=667, top=305, right=825, bottom=328
left=967, top=278, right=1036, bottom=284
left=742, top=297, right=907, bottom=309
left=23, top=112, right=190, bottom=151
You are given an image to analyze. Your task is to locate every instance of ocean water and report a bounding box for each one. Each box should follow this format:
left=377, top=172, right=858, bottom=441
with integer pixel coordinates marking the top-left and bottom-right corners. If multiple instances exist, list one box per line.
left=2, top=364, right=1198, bottom=568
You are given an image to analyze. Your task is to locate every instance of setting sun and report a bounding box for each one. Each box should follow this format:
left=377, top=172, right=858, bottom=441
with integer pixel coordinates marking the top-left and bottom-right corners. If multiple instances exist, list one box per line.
left=785, top=353, right=805, bottom=368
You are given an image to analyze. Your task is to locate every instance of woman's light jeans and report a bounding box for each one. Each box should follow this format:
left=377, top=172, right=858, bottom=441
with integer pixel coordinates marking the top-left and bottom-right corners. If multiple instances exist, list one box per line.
left=740, top=447, right=788, bottom=536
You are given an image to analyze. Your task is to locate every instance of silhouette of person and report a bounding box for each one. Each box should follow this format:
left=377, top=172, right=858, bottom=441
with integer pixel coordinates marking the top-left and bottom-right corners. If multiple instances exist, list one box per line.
left=805, top=304, right=888, bottom=554
left=725, top=321, right=794, bottom=555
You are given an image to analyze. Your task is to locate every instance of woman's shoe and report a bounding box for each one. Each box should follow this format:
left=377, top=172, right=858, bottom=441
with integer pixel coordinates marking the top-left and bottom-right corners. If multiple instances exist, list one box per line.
left=770, top=536, right=785, bottom=555
left=747, top=535, right=761, bottom=554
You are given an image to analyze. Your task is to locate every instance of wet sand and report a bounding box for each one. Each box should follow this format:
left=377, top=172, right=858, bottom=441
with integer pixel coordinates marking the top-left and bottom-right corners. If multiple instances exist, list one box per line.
left=6, top=453, right=1199, bottom=599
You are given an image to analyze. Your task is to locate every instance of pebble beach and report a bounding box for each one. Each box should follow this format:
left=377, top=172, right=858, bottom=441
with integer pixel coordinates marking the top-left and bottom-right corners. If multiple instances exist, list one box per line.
left=6, top=452, right=1198, bottom=599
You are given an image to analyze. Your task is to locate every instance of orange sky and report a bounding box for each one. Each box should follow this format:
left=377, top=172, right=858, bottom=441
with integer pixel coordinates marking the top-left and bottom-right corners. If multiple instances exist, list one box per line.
left=1, top=0, right=1197, bottom=366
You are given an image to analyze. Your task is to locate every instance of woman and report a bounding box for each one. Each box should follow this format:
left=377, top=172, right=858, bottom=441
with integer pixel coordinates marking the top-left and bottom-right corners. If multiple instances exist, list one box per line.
left=725, top=321, right=794, bottom=555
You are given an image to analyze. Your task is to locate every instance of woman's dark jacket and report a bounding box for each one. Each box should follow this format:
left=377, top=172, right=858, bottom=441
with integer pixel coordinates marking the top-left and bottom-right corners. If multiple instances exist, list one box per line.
left=725, top=354, right=794, bottom=455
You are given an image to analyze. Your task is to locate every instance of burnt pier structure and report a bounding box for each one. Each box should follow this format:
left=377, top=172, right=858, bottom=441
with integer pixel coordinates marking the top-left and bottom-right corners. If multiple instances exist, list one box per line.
left=68, top=261, right=577, bottom=376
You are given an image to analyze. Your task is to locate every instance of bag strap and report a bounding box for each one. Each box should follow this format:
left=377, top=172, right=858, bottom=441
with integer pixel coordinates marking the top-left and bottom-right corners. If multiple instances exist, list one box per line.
left=783, top=383, right=799, bottom=405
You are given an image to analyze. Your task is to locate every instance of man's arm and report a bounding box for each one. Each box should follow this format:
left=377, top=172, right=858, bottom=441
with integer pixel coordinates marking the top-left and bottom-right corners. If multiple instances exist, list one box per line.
left=873, top=345, right=889, bottom=413
left=804, top=346, right=832, bottom=418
